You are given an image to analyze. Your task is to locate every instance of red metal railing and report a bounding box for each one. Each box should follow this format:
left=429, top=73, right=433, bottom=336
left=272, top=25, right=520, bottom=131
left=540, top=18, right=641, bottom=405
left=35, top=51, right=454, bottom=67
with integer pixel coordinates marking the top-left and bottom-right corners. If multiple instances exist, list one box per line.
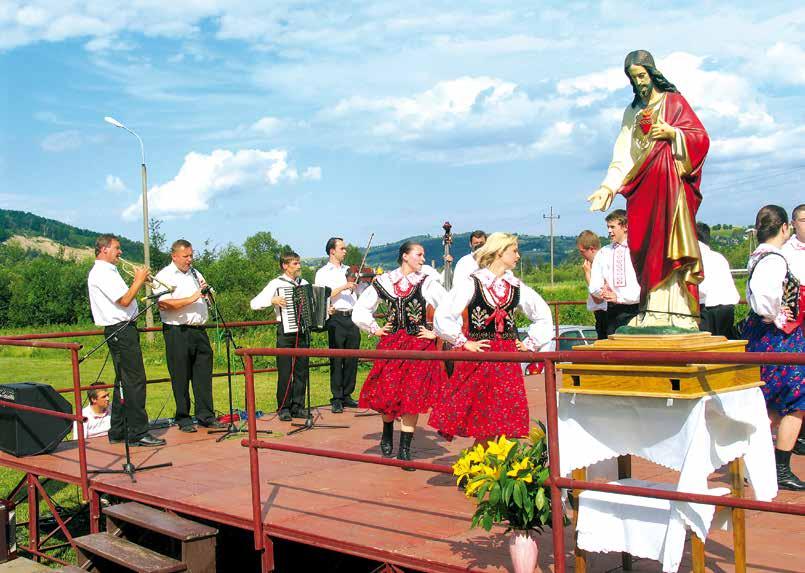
left=237, top=346, right=805, bottom=573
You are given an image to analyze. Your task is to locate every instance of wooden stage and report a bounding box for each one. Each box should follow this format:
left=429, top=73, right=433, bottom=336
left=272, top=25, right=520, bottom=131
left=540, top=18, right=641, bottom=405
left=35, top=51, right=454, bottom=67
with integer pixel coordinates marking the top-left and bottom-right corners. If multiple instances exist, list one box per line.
left=1, top=376, right=803, bottom=572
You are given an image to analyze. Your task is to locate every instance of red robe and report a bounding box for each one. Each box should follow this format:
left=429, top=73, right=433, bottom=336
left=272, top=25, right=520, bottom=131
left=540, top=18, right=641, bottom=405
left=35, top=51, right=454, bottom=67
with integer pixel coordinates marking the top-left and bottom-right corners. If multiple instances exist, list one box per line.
left=619, top=92, right=709, bottom=305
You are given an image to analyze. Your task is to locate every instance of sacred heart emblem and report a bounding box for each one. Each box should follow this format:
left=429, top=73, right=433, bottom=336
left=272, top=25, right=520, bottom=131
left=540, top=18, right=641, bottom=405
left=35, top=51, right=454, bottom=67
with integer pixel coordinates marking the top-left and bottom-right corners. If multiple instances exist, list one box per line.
left=639, top=109, right=653, bottom=134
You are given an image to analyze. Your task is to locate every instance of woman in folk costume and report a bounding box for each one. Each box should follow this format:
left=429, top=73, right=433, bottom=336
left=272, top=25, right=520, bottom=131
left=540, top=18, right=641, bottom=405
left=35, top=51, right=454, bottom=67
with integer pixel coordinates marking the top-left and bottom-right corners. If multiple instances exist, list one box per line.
left=742, top=205, right=805, bottom=491
left=428, top=232, right=553, bottom=442
left=352, top=241, right=448, bottom=468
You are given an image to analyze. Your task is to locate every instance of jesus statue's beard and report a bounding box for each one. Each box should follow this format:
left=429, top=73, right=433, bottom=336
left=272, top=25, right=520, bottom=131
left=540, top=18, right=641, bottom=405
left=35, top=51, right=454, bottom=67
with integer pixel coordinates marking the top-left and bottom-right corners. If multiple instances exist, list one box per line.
left=638, top=84, right=652, bottom=102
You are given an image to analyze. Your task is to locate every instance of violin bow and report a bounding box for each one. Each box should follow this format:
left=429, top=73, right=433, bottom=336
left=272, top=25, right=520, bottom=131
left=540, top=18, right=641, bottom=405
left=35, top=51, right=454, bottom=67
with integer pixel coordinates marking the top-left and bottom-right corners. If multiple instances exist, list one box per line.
left=356, top=232, right=375, bottom=278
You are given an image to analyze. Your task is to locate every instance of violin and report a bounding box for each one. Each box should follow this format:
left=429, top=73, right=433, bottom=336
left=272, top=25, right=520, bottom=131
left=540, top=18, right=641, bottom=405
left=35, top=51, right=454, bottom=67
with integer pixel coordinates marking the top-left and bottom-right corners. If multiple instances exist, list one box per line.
left=347, top=233, right=376, bottom=284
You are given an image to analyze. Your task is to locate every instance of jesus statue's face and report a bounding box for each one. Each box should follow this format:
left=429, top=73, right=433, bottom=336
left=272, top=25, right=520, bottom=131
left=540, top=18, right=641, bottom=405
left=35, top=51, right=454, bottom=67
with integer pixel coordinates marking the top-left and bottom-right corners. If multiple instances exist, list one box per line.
left=627, top=64, right=654, bottom=104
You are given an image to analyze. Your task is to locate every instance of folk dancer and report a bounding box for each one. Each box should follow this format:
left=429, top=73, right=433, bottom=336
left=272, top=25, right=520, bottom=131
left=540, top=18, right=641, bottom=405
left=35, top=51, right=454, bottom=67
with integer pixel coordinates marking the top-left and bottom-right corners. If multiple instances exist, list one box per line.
left=742, top=205, right=805, bottom=491
left=576, top=230, right=608, bottom=340
left=352, top=241, right=448, bottom=467
left=87, top=234, right=165, bottom=446
left=452, top=230, right=487, bottom=287
left=696, top=223, right=740, bottom=338
left=251, top=251, right=311, bottom=422
left=154, top=239, right=223, bottom=432
left=588, top=210, right=641, bottom=335
left=315, top=238, right=364, bottom=413
left=428, top=233, right=553, bottom=442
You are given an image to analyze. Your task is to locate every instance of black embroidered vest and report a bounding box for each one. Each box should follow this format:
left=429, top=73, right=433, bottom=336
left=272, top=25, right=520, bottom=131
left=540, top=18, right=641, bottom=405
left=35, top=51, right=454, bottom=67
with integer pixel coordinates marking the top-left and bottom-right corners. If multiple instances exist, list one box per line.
left=374, top=278, right=429, bottom=335
left=466, top=276, right=520, bottom=340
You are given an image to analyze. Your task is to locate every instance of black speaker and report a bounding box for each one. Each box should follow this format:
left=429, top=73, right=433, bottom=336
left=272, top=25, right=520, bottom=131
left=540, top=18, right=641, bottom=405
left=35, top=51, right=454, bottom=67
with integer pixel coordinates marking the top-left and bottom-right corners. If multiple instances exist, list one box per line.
left=0, top=382, right=73, bottom=456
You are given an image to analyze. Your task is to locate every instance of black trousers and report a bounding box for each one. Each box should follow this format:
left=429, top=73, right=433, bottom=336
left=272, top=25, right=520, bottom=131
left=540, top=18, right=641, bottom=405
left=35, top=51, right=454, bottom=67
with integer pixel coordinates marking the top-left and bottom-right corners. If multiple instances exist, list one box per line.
left=276, top=325, right=310, bottom=413
left=163, top=324, right=214, bottom=426
left=605, top=303, right=639, bottom=336
left=326, top=313, right=360, bottom=402
left=594, top=309, right=608, bottom=340
left=105, top=322, right=149, bottom=440
left=700, top=304, right=737, bottom=339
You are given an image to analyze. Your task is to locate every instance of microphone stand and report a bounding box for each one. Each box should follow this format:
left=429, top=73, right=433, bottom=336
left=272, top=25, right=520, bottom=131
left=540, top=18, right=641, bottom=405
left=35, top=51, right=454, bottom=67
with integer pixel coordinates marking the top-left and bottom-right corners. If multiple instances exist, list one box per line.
left=80, top=293, right=173, bottom=483
left=203, top=285, right=272, bottom=442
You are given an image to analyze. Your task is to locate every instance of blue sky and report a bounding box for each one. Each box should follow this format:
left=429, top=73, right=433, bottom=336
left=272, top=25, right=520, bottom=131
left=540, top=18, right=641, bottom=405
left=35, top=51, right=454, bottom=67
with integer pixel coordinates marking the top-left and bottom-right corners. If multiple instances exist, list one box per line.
left=1, top=1, right=804, bottom=257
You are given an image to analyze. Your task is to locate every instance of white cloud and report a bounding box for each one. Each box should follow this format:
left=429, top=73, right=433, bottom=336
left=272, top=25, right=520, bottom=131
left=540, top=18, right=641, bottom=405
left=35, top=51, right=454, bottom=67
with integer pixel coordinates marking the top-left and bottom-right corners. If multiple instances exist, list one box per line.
left=755, top=42, right=805, bottom=85
left=302, top=166, right=321, bottom=181
left=41, top=130, right=82, bottom=152
left=251, top=116, right=284, bottom=135
left=105, top=175, right=127, bottom=193
left=122, top=148, right=321, bottom=220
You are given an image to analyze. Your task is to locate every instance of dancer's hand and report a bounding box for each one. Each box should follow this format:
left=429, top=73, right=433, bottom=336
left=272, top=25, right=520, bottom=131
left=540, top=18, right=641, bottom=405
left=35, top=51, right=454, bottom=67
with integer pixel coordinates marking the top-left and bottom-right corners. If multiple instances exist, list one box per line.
left=463, top=340, right=490, bottom=352
left=516, top=339, right=527, bottom=352
left=418, top=326, right=437, bottom=340
left=374, top=323, right=394, bottom=337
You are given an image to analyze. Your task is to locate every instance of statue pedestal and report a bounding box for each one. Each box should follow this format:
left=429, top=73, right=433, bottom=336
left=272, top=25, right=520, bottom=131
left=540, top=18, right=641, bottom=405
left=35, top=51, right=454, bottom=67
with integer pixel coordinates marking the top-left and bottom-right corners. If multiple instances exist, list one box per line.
left=557, top=332, right=761, bottom=398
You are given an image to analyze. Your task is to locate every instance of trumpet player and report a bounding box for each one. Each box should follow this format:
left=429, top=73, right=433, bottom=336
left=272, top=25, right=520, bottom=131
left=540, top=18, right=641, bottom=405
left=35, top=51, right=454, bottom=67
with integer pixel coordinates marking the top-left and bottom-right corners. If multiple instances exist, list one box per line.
left=154, top=240, right=223, bottom=433
left=87, top=234, right=166, bottom=447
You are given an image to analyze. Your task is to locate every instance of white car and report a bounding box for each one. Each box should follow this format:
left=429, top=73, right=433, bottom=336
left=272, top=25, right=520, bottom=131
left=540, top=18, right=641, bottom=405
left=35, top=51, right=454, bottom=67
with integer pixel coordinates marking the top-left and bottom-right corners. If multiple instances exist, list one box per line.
left=517, top=325, right=598, bottom=374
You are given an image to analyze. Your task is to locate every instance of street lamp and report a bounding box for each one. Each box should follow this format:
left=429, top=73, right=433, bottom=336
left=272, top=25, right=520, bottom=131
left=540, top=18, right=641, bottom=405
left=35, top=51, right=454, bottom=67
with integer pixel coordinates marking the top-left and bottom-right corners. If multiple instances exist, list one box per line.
left=104, top=115, right=154, bottom=339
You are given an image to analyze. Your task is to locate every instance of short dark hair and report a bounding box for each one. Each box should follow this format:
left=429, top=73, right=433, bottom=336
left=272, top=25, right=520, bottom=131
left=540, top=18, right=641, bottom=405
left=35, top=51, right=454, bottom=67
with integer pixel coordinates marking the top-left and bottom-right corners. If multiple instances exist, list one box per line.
left=605, top=209, right=628, bottom=227
left=576, top=230, right=601, bottom=250
left=696, top=222, right=711, bottom=246
left=792, top=204, right=805, bottom=221
left=280, top=251, right=300, bottom=268
left=325, top=237, right=343, bottom=256
left=397, top=241, right=422, bottom=265
left=755, top=205, right=788, bottom=243
left=87, top=382, right=109, bottom=404
left=470, top=230, right=487, bottom=242
left=171, top=239, right=192, bottom=252
left=95, top=234, right=118, bottom=256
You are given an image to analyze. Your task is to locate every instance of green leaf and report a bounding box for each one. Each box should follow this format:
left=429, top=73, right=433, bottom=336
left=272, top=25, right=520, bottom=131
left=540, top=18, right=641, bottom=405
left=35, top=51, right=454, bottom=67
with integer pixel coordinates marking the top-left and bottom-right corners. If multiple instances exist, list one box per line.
left=489, top=483, right=501, bottom=505
left=513, top=480, right=523, bottom=508
left=503, top=479, right=515, bottom=505
left=482, top=513, right=494, bottom=531
left=535, top=488, right=546, bottom=511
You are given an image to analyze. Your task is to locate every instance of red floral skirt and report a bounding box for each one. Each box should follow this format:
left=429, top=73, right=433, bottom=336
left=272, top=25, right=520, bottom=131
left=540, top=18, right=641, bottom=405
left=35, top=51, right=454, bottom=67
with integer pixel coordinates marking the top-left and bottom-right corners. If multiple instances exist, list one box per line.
left=359, top=329, right=448, bottom=418
left=428, top=338, right=528, bottom=440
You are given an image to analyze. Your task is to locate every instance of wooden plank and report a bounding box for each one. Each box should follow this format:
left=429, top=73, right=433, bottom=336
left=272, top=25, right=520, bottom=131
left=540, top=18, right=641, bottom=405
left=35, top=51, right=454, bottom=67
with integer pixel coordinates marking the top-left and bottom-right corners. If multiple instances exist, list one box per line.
left=74, top=533, right=187, bottom=573
left=104, top=502, right=217, bottom=541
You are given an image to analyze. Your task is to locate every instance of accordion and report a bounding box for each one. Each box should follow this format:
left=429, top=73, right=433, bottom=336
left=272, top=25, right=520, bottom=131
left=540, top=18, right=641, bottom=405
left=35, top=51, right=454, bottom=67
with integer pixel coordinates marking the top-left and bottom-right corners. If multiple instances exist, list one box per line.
left=278, top=284, right=330, bottom=333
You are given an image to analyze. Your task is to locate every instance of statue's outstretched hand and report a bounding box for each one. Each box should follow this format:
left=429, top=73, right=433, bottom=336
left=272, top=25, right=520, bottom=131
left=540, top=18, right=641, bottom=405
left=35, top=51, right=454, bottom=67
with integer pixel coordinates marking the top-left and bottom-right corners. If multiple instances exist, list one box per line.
left=587, top=187, right=615, bottom=212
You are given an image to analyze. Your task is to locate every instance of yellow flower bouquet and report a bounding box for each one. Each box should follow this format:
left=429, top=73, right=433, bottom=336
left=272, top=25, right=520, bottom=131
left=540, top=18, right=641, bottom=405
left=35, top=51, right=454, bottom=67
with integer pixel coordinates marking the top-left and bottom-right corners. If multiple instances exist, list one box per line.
left=453, top=424, right=560, bottom=533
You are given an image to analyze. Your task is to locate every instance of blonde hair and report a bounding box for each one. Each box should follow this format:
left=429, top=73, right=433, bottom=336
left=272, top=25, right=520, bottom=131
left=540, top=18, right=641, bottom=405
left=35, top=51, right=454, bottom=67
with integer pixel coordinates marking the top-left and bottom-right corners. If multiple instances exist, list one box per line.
left=474, top=232, right=518, bottom=269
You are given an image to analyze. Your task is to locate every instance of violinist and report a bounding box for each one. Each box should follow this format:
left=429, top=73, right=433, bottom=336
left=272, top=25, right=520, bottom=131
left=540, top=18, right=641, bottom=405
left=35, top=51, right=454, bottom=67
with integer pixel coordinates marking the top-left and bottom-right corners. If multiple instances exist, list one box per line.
left=314, top=237, right=366, bottom=413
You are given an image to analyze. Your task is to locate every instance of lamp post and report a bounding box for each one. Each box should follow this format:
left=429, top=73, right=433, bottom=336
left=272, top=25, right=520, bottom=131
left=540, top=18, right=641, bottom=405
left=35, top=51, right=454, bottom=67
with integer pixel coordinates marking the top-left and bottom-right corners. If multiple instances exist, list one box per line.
left=104, top=116, right=154, bottom=341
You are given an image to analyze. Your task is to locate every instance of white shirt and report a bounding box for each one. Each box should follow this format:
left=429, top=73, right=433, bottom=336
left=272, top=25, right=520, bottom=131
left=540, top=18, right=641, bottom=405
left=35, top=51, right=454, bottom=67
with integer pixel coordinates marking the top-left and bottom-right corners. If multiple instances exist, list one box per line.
left=250, top=274, right=310, bottom=321
left=589, top=241, right=641, bottom=305
left=154, top=263, right=209, bottom=325
left=747, top=245, right=789, bottom=329
left=87, top=260, right=138, bottom=326
left=781, top=235, right=805, bottom=283
left=434, top=268, right=554, bottom=351
left=452, top=252, right=480, bottom=288
left=314, top=262, right=358, bottom=311
left=698, top=242, right=740, bottom=307
left=73, top=404, right=111, bottom=439
left=353, top=268, right=447, bottom=334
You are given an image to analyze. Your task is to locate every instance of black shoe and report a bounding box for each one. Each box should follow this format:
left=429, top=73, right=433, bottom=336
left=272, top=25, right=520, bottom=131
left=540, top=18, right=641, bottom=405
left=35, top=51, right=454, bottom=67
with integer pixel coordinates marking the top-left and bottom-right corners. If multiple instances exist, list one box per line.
left=342, top=397, right=360, bottom=408
left=199, top=419, right=226, bottom=429
left=777, top=463, right=805, bottom=491
left=380, top=421, right=394, bottom=457
left=331, top=401, right=344, bottom=414
left=108, top=434, right=124, bottom=444
left=179, top=425, right=197, bottom=433
left=278, top=409, right=292, bottom=422
left=129, top=434, right=166, bottom=447
left=397, top=431, right=415, bottom=471
left=291, top=408, right=310, bottom=419
left=793, top=436, right=805, bottom=456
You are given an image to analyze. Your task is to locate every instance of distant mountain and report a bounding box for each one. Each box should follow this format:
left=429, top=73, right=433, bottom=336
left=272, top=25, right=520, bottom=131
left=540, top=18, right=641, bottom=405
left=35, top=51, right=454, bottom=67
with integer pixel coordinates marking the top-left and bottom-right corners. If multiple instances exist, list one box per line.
left=0, top=209, right=145, bottom=262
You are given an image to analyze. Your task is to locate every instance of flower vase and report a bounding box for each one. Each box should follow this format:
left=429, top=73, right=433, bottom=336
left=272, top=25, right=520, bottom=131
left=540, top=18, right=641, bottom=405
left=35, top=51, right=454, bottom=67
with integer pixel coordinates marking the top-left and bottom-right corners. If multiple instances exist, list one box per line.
left=508, top=529, right=538, bottom=573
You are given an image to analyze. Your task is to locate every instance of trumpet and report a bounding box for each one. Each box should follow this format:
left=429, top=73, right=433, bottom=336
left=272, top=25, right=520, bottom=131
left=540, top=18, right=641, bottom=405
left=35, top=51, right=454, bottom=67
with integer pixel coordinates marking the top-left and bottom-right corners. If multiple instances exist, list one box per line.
left=118, top=259, right=176, bottom=294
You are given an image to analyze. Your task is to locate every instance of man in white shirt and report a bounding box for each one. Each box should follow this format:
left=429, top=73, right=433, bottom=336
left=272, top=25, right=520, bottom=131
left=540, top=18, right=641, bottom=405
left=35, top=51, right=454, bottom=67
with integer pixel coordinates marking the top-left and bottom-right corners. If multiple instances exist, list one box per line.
left=155, top=239, right=223, bottom=433
left=452, top=230, right=487, bottom=287
left=589, top=210, right=641, bottom=335
left=576, top=230, right=608, bottom=339
left=314, top=237, right=362, bottom=413
left=87, top=234, right=165, bottom=447
left=73, top=382, right=111, bottom=439
left=696, top=223, right=740, bottom=338
left=251, top=251, right=310, bottom=421
left=782, top=203, right=805, bottom=283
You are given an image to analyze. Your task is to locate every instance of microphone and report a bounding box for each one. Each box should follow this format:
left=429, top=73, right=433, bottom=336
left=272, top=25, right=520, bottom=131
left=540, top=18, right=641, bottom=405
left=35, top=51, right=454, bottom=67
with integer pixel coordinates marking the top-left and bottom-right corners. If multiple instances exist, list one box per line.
left=144, top=290, right=172, bottom=301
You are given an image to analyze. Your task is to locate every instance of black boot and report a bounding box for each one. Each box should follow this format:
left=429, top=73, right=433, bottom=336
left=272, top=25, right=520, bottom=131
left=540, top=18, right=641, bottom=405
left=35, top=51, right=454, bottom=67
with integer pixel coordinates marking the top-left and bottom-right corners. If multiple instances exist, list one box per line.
left=397, top=431, right=415, bottom=471
left=776, top=463, right=805, bottom=491
left=793, top=436, right=805, bottom=456
left=380, top=421, right=394, bottom=457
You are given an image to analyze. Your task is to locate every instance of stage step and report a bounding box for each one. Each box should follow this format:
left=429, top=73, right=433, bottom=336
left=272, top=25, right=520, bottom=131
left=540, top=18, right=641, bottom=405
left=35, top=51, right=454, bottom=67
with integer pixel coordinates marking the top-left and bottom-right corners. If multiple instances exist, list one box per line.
left=53, top=566, right=86, bottom=573
left=74, top=533, right=187, bottom=573
left=0, top=557, right=51, bottom=572
left=103, top=503, right=216, bottom=573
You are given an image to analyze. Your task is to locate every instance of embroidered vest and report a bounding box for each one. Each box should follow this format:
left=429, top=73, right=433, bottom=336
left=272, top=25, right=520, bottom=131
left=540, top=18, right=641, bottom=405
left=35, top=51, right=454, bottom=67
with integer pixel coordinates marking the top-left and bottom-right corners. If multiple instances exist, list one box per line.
left=466, top=276, right=520, bottom=340
left=749, top=251, right=801, bottom=319
left=374, top=279, right=429, bottom=335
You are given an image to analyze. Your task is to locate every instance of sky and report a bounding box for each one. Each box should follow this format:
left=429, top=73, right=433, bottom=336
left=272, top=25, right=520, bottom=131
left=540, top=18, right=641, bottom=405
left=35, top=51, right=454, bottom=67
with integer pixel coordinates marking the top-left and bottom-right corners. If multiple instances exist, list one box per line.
left=1, top=1, right=804, bottom=257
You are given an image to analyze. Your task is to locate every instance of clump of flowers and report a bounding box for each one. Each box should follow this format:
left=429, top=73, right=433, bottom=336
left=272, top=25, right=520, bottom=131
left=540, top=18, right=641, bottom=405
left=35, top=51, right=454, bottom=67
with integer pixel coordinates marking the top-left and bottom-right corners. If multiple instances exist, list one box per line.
left=453, top=423, right=558, bottom=532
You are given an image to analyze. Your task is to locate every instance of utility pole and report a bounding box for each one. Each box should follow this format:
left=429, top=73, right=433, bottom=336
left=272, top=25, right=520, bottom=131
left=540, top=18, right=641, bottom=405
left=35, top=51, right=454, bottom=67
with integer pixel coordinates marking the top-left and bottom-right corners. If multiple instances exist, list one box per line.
left=543, top=206, right=560, bottom=284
